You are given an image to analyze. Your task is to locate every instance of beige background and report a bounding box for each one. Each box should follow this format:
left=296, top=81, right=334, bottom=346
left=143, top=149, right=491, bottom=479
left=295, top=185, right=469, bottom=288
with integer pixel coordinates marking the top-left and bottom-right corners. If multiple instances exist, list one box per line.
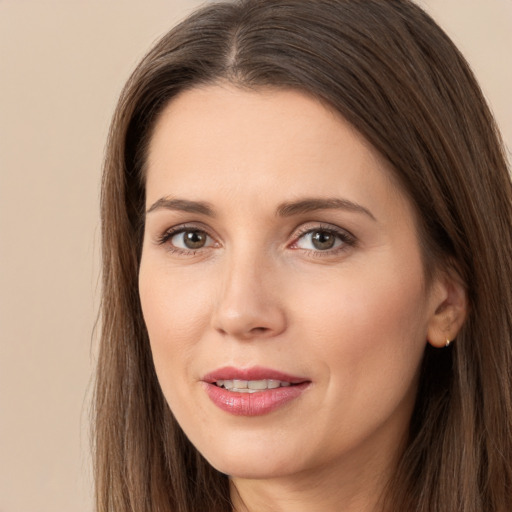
left=0, top=1, right=510, bottom=511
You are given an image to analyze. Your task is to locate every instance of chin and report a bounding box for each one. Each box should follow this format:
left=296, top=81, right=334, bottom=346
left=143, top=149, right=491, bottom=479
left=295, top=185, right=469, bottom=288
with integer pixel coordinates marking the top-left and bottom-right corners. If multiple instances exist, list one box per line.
left=199, top=441, right=300, bottom=480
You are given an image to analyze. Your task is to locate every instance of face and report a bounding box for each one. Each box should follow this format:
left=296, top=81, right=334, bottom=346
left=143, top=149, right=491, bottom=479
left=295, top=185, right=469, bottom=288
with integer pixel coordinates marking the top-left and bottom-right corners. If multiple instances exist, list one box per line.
left=139, top=85, right=447, bottom=483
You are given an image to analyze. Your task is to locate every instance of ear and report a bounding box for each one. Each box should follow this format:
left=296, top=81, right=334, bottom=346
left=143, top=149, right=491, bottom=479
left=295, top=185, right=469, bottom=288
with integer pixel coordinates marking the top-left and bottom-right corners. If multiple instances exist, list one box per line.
left=426, top=270, right=468, bottom=348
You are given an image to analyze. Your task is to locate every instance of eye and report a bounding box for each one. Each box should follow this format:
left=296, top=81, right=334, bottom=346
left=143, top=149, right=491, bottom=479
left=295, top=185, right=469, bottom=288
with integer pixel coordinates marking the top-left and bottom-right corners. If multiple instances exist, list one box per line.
left=172, top=229, right=212, bottom=249
left=157, top=227, right=216, bottom=252
left=293, top=226, right=355, bottom=252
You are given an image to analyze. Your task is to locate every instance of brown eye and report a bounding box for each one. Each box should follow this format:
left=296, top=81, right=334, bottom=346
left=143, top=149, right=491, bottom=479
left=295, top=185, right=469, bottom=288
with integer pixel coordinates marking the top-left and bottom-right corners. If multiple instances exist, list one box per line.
left=311, top=230, right=336, bottom=250
left=295, top=228, right=348, bottom=252
left=183, top=230, right=207, bottom=249
left=171, top=229, right=212, bottom=250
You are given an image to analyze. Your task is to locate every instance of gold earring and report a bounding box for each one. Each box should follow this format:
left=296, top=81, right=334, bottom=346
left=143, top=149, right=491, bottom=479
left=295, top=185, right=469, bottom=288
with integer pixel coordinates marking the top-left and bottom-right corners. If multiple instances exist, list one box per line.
left=445, top=338, right=451, bottom=347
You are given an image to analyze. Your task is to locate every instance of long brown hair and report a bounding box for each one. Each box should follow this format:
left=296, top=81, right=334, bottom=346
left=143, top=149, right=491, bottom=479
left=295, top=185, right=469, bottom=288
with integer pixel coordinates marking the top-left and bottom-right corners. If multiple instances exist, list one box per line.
left=94, top=1, right=512, bottom=510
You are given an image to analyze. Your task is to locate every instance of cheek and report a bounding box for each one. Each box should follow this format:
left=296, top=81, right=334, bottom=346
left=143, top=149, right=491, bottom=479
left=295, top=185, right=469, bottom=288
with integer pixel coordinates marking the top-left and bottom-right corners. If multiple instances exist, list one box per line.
left=291, top=255, right=430, bottom=395
left=297, top=255, right=427, bottom=326
left=277, top=258, right=430, bottom=461
left=138, top=263, right=212, bottom=382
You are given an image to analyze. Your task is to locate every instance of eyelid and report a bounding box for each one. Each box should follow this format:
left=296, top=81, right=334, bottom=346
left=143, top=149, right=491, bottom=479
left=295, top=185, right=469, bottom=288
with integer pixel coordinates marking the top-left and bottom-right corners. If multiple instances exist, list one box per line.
left=289, top=222, right=357, bottom=252
left=153, top=221, right=356, bottom=256
left=155, top=222, right=218, bottom=248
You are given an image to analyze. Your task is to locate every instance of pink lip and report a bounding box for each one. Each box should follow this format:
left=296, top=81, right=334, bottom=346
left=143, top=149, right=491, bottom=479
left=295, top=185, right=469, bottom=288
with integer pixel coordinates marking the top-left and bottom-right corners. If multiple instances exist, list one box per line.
left=202, top=366, right=310, bottom=416
left=203, top=366, right=307, bottom=384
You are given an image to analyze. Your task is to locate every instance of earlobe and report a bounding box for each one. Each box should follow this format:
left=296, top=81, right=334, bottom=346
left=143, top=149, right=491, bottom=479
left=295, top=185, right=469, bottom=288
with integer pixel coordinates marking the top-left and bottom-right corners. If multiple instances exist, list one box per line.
left=426, top=271, right=468, bottom=349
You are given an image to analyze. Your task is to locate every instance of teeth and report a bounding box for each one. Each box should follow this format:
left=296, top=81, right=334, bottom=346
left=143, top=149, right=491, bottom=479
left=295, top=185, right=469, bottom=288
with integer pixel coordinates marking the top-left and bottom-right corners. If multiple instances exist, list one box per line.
left=215, top=379, right=293, bottom=392
left=248, top=380, right=267, bottom=390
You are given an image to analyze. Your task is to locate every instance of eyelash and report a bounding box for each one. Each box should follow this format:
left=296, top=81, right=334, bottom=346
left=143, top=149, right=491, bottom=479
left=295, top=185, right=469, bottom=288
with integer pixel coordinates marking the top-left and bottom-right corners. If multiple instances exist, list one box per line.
left=291, top=223, right=357, bottom=257
left=155, top=223, right=357, bottom=257
left=156, top=224, right=215, bottom=256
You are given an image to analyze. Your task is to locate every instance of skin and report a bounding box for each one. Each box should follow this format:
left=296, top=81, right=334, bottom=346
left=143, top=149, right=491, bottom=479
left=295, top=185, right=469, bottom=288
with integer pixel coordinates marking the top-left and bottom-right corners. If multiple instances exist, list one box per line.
left=139, top=85, right=466, bottom=512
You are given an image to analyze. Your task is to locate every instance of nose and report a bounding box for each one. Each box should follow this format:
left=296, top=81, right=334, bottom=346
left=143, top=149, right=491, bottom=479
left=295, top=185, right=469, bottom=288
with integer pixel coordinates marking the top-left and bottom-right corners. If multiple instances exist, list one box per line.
left=211, top=253, right=287, bottom=340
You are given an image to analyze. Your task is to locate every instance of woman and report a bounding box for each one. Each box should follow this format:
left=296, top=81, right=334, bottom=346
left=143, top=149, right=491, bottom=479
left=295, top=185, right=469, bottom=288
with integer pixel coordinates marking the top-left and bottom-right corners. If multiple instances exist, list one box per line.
left=94, top=0, right=512, bottom=511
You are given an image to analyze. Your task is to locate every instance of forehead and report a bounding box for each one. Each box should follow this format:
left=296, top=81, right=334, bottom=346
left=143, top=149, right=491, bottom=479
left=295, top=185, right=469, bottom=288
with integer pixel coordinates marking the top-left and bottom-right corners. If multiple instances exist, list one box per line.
left=145, top=84, right=407, bottom=219
left=148, top=85, right=371, bottom=162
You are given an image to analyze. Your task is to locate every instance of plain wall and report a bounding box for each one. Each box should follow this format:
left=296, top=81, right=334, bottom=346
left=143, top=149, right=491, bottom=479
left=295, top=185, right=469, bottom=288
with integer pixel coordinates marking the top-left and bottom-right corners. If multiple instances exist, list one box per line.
left=0, top=1, right=510, bottom=511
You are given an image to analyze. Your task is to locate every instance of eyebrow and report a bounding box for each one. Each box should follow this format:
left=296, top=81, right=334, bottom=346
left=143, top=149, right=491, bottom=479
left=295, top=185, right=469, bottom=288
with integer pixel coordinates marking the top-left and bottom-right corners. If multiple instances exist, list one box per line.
left=277, top=198, right=376, bottom=221
left=146, top=196, right=376, bottom=221
left=146, top=197, right=215, bottom=216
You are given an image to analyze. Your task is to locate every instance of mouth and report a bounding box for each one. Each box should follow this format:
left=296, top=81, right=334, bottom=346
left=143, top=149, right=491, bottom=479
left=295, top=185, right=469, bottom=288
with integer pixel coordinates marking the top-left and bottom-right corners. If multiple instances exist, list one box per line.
left=203, top=365, right=308, bottom=388
left=214, top=378, right=294, bottom=393
left=202, top=366, right=310, bottom=416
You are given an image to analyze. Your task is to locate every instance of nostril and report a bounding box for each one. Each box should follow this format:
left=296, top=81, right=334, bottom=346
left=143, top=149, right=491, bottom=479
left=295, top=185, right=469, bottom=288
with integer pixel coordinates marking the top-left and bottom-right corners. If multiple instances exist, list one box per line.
left=250, top=326, right=269, bottom=334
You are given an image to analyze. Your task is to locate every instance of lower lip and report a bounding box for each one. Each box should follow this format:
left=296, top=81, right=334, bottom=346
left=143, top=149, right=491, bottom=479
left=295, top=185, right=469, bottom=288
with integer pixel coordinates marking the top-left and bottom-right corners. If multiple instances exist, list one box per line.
left=203, top=382, right=309, bottom=416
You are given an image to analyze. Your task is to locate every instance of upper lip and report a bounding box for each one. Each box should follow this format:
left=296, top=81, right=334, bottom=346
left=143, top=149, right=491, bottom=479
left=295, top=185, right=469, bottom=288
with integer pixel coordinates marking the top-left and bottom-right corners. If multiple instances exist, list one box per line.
left=202, top=366, right=309, bottom=384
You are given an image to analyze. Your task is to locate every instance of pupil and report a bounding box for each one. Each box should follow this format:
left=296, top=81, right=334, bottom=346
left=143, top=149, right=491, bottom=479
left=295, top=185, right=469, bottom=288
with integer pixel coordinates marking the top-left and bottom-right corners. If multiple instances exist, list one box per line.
left=184, top=230, right=206, bottom=249
left=312, top=231, right=335, bottom=250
